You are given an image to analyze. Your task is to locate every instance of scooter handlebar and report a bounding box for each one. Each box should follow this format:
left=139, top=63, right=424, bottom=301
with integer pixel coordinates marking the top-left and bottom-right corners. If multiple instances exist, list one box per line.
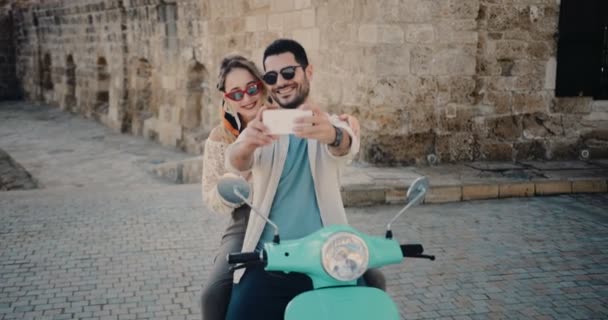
left=227, top=251, right=262, bottom=264
left=401, top=244, right=435, bottom=261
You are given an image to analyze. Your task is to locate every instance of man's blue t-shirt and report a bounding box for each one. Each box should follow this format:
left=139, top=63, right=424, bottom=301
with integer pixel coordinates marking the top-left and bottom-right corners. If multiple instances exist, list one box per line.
left=257, top=135, right=323, bottom=248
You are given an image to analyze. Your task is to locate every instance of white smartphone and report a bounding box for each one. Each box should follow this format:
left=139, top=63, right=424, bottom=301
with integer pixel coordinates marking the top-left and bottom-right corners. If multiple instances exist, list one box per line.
left=263, top=109, right=313, bottom=135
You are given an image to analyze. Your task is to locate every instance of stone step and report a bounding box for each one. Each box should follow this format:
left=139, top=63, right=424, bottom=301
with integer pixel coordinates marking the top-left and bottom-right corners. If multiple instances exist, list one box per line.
left=151, top=159, right=608, bottom=207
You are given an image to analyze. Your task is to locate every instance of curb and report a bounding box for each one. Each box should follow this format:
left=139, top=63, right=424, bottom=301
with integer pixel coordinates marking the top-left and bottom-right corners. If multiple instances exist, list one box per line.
left=341, top=178, right=608, bottom=207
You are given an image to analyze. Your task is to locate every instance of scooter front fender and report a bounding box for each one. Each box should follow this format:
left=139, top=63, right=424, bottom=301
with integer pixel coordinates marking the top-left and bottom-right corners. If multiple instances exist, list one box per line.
left=285, top=286, right=400, bottom=320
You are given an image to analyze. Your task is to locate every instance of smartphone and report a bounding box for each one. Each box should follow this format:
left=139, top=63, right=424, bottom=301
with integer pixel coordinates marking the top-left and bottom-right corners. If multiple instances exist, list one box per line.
left=263, top=109, right=313, bottom=135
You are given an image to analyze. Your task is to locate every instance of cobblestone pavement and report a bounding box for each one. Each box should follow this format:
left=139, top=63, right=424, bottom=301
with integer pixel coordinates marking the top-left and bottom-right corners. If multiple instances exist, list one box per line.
left=1, top=101, right=607, bottom=319
left=1, top=185, right=607, bottom=320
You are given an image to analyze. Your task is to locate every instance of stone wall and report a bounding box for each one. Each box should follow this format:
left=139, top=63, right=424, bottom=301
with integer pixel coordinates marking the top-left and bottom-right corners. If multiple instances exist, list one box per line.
left=0, top=3, right=19, bottom=100
left=11, top=0, right=212, bottom=154
left=7, top=0, right=608, bottom=165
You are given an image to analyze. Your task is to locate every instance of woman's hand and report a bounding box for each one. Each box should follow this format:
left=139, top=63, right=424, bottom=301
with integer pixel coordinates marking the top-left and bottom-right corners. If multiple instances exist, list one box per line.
left=339, top=113, right=360, bottom=138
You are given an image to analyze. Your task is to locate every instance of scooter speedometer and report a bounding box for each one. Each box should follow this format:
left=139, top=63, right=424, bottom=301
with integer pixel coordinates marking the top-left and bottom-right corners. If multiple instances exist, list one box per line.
left=321, top=232, right=369, bottom=282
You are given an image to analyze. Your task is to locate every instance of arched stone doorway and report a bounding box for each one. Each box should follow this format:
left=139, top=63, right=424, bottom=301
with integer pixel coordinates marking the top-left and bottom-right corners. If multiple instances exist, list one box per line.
left=123, top=58, right=153, bottom=134
left=64, top=55, right=76, bottom=111
left=182, top=61, right=207, bottom=129
left=40, top=53, right=53, bottom=100
left=94, top=57, right=110, bottom=119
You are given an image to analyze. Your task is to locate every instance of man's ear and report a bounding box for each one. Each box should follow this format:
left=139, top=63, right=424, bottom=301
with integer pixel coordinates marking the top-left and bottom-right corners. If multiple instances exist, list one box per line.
left=305, top=64, right=313, bottom=80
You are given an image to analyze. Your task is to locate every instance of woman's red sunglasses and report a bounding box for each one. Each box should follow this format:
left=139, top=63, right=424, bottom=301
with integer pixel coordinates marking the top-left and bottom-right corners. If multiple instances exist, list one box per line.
left=224, top=81, right=263, bottom=102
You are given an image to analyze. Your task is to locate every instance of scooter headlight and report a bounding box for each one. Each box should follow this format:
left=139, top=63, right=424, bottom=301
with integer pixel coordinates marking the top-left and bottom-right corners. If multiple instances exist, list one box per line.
left=321, top=232, right=369, bottom=282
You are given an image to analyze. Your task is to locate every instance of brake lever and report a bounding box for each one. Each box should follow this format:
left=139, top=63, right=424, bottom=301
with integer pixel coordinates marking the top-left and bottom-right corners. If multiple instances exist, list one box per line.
left=412, top=254, right=435, bottom=261
left=229, top=264, right=247, bottom=272
left=229, top=260, right=267, bottom=272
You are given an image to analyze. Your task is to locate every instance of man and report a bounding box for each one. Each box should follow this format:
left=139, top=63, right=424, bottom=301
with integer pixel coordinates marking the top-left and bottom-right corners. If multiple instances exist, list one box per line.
left=224, top=39, right=360, bottom=320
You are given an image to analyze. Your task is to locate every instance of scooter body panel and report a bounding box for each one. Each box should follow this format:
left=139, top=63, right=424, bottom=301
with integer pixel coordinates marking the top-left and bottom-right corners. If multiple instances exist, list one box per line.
left=264, top=224, right=404, bottom=289
left=284, top=286, right=400, bottom=320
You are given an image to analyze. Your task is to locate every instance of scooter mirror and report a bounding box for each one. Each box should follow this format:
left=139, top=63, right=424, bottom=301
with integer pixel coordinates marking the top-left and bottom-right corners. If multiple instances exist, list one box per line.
left=216, top=173, right=282, bottom=244
left=406, top=176, right=429, bottom=206
left=216, top=173, right=251, bottom=207
left=385, top=176, right=430, bottom=239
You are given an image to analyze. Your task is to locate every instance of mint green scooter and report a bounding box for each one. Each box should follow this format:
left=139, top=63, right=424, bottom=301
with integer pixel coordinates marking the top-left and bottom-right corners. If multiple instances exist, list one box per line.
left=217, top=176, right=435, bottom=320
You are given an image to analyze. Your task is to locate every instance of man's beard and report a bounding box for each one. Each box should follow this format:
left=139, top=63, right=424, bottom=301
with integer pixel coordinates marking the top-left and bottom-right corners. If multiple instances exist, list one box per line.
left=273, top=79, right=310, bottom=109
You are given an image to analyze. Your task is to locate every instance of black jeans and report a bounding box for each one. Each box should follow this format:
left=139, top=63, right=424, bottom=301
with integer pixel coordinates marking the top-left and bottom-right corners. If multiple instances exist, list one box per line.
left=199, top=205, right=249, bottom=320
left=225, top=265, right=313, bottom=320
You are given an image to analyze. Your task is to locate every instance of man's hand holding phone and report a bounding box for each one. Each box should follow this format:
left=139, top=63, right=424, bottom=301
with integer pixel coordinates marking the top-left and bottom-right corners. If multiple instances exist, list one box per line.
left=262, top=109, right=313, bottom=135
left=292, top=104, right=337, bottom=145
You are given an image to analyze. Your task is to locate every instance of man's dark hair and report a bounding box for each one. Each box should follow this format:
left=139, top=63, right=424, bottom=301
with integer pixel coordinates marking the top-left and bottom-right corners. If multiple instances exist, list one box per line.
left=263, top=39, right=309, bottom=70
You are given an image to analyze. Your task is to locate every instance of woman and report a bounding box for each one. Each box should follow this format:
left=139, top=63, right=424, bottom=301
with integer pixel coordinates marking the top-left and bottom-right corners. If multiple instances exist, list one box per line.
left=200, top=54, right=266, bottom=320
left=200, top=54, right=372, bottom=320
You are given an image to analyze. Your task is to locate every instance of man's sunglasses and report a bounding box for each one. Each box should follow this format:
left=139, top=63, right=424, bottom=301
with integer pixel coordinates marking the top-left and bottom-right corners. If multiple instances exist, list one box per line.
left=224, top=81, right=263, bottom=102
left=262, top=65, right=305, bottom=85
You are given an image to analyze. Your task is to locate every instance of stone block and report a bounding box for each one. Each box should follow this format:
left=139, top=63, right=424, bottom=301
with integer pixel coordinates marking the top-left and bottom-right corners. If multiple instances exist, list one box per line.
left=292, top=28, right=320, bottom=57
left=386, top=188, right=407, bottom=204
left=447, top=0, right=479, bottom=19
left=143, top=118, right=158, bottom=140
left=425, top=186, right=462, bottom=203
left=271, top=0, right=295, bottom=12
left=376, top=45, right=410, bottom=76
left=546, top=139, right=581, bottom=160
left=362, top=132, right=435, bottom=166
left=521, top=113, right=563, bottom=139
left=410, top=45, right=434, bottom=75
left=571, top=180, right=608, bottom=193
left=486, top=115, right=521, bottom=140
left=495, top=40, right=528, bottom=60
left=342, top=188, right=386, bottom=207
left=462, top=184, right=499, bottom=200
left=300, top=8, right=315, bottom=28
left=499, top=183, right=535, bottom=198
left=583, top=112, right=608, bottom=122
left=399, top=0, right=436, bottom=22
left=535, top=181, right=572, bottom=195
left=358, top=24, right=378, bottom=43
left=249, top=0, right=271, bottom=9
left=512, top=92, right=548, bottom=114
left=479, top=142, right=514, bottom=161
left=295, top=0, right=311, bottom=9
left=432, top=48, right=476, bottom=76
left=157, top=121, right=183, bottom=147
left=161, top=76, right=176, bottom=90
left=246, top=15, right=267, bottom=32
left=267, top=13, right=284, bottom=31
left=406, top=24, right=434, bottom=43
left=514, top=140, right=547, bottom=161
left=544, top=57, right=556, bottom=90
